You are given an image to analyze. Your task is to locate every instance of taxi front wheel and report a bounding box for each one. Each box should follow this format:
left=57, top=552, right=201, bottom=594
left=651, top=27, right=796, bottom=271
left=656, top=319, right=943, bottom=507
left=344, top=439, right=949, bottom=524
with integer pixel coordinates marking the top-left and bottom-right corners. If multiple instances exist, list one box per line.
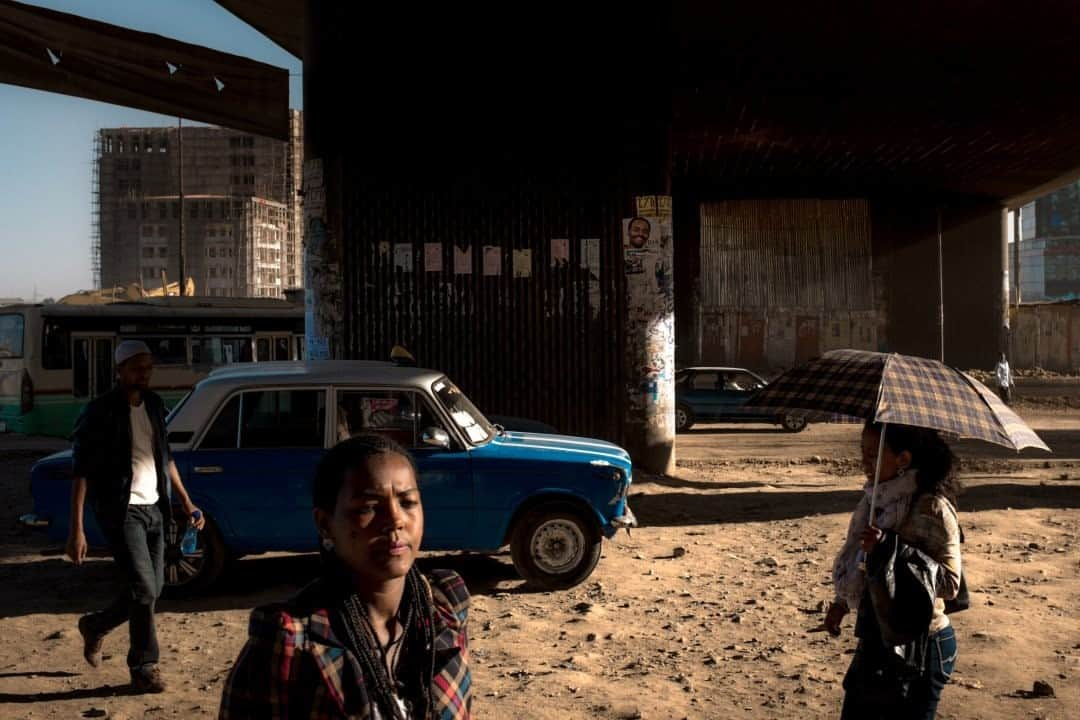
left=510, top=504, right=602, bottom=590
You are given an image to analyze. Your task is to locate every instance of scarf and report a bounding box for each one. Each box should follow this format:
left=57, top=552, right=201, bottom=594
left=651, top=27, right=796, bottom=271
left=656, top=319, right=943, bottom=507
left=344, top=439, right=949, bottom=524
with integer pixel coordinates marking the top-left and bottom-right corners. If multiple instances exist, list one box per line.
left=832, top=470, right=920, bottom=609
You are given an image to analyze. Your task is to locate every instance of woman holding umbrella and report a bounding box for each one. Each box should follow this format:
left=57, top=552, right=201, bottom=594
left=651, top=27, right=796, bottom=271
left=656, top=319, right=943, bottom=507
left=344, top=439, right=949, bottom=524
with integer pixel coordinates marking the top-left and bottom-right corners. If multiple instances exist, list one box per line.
left=825, top=422, right=962, bottom=719
left=747, top=349, right=1049, bottom=718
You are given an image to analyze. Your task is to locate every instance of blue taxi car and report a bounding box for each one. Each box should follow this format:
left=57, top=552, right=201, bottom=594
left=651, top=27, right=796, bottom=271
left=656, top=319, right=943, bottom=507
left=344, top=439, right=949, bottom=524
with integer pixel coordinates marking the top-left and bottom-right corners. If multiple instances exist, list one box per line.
left=24, top=361, right=635, bottom=592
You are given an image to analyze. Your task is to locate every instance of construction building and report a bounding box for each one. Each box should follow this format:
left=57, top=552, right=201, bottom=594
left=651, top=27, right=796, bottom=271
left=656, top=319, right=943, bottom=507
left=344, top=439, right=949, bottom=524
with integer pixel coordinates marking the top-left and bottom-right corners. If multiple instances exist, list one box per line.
left=92, top=110, right=303, bottom=297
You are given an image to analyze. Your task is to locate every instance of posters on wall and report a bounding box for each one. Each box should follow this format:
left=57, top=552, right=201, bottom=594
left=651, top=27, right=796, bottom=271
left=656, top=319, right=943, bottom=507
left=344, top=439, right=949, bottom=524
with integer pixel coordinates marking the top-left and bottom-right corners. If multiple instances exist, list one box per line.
left=483, top=246, right=501, bottom=276
left=454, top=246, right=472, bottom=275
left=513, top=249, right=532, bottom=278
left=551, top=238, right=569, bottom=267
left=635, top=195, right=658, bottom=217
left=424, top=243, right=442, bottom=272
left=580, top=238, right=600, bottom=276
left=393, top=243, right=413, bottom=273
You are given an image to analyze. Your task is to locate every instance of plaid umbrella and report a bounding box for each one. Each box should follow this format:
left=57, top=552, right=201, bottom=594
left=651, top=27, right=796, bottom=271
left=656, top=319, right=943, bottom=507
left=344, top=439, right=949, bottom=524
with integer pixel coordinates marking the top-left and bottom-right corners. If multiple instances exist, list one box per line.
left=748, top=349, right=1049, bottom=452
left=749, top=348, right=1049, bottom=522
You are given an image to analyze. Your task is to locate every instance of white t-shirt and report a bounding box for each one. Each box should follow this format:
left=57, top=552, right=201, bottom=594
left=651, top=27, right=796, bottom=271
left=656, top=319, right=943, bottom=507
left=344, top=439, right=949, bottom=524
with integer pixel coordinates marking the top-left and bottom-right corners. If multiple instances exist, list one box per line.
left=129, top=402, right=160, bottom=505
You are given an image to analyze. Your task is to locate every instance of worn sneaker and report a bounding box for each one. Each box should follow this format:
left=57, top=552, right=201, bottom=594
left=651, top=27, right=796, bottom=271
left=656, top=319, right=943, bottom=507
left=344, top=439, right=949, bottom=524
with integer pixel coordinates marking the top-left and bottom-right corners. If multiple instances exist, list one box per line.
left=77, top=615, right=104, bottom=668
left=130, top=664, right=167, bottom=694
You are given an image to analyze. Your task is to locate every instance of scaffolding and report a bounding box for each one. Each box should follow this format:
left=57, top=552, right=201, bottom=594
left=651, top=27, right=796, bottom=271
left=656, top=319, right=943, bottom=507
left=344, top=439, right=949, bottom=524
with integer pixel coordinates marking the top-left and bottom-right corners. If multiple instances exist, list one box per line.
left=90, top=131, right=102, bottom=289
left=95, top=123, right=302, bottom=298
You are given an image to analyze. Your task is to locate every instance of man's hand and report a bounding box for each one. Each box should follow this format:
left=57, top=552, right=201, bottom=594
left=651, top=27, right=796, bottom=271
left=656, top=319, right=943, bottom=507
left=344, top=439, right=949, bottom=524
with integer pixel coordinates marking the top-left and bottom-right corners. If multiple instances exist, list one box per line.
left=66, top=529, right=88, bottom=565
left=186, top=504, right=206, bottom=531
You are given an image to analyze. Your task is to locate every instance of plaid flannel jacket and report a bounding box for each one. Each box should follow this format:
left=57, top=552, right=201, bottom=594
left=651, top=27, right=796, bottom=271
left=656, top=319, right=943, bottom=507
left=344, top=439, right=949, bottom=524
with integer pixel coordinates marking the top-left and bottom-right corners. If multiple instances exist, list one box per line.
left=219, top=569, right=472, bottom=719
left=897, top=493, right=962, bottom=634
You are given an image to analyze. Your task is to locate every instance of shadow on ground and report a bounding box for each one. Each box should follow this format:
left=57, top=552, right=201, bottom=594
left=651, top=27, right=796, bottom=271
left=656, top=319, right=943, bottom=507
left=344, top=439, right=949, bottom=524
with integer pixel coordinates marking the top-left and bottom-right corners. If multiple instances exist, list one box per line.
left=631, top=482, right=1080, bottom=528
left=0, top=548, right=526, bottom=619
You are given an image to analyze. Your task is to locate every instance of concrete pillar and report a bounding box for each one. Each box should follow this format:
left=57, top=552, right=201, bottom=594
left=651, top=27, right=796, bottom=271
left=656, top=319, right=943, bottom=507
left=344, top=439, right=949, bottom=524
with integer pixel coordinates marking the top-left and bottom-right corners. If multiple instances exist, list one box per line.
left=621, top=114, right=675, bottom=475
left=301, top=1, right=346, bottom=360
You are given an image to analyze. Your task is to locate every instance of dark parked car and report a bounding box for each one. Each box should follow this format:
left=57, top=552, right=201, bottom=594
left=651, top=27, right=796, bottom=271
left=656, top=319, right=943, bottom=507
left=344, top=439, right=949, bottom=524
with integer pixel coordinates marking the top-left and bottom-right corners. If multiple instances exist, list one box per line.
left=675, top=366, right=808, bottom=432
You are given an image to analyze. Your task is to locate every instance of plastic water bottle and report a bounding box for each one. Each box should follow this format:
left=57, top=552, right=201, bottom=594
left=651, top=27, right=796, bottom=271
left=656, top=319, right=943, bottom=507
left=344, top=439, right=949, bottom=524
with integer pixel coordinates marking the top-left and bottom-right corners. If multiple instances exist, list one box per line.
left=181, top=510, right=201, bottom=555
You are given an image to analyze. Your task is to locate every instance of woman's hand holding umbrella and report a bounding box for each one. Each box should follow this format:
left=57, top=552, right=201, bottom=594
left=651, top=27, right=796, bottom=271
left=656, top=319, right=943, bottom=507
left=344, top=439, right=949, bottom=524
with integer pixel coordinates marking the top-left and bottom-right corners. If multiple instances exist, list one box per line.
left=859, top=526, right=884, bottom=552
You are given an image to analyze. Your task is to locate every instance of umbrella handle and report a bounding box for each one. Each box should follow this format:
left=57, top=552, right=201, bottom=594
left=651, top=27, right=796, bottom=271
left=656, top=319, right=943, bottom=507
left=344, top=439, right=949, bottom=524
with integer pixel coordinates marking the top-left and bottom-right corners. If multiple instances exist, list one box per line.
left=861, top=423, right=889, bottom=574
left=868, top=422, right=888, bottom=523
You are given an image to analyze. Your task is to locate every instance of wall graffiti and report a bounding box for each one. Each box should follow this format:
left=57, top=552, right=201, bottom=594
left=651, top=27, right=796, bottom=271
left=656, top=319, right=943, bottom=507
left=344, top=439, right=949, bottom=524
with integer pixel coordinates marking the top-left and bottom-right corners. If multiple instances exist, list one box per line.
left=303, top=158, right=338, bottom=359
left=624, top=197, right=675, bottom=438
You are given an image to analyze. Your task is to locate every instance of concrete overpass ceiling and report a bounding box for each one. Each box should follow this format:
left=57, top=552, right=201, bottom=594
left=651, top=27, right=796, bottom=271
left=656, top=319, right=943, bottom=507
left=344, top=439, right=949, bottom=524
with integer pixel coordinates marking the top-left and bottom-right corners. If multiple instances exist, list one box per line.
left=212, top=1, right=1080, bottom=200
left=214, top=0, right=303, bottom=59
left=672, top=2, right=1080, bottom=200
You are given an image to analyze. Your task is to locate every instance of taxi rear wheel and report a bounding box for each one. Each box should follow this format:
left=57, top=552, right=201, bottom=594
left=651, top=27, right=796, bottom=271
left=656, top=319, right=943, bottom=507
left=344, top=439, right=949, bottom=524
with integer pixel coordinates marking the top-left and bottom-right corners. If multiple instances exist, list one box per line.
left=510, top=503, right=602, bottom=590
left=162, top=512, right=227, bottom=596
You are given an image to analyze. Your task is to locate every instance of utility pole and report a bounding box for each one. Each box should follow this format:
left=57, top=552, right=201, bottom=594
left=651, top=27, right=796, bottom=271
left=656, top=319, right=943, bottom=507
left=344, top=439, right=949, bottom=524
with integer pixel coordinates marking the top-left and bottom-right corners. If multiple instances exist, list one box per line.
left=178, top=117, right=186, bottom=296
left=1014, top=207, right=1022, bottom=308
left=937, top=207, right=945, bottom=363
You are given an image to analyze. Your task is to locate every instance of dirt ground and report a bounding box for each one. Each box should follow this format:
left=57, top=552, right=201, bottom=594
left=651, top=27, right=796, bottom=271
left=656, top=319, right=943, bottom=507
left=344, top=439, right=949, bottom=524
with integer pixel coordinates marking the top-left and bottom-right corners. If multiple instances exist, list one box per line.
left=1, top=402, right=1078, bottom=719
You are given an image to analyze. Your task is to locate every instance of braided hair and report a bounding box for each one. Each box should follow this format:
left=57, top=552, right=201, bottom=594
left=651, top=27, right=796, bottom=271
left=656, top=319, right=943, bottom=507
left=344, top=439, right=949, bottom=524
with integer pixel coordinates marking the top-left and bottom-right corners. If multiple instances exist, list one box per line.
left=313, top=434, right=437, bottom=719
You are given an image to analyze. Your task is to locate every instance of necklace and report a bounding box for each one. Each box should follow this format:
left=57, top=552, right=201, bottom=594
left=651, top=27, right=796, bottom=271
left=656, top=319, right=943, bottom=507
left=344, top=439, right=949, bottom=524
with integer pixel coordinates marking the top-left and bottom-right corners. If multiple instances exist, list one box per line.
left=341, top=592, right=414, bottom=717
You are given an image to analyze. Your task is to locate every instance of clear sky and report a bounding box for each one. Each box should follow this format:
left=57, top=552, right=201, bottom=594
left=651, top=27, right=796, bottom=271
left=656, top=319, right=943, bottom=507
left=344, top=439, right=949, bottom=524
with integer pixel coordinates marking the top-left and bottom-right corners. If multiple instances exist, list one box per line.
left=0, top=1, right=302, bottom=301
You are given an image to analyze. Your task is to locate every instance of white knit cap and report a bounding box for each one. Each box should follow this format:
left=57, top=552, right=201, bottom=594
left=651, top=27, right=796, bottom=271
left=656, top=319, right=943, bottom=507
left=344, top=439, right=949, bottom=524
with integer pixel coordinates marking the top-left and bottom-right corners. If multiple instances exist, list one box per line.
left=115, top=340, right=152, bottom=366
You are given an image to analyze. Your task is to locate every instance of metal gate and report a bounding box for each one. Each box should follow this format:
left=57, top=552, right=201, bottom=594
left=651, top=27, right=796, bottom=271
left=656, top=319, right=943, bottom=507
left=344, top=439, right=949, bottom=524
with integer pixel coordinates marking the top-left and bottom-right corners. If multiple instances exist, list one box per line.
left=341, top=178, right=628, bottom=443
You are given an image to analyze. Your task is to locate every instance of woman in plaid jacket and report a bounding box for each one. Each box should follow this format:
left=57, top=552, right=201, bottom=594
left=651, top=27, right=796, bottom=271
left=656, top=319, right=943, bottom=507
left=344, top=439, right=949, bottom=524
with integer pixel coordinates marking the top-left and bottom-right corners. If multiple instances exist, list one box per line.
left=219, top=434, right=472, bottom=719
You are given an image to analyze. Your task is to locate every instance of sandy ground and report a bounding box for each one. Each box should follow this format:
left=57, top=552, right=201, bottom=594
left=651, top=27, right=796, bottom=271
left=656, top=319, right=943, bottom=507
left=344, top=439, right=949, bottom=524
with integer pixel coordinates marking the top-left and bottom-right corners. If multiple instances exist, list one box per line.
left=1, top=404, right=1078, bottom=719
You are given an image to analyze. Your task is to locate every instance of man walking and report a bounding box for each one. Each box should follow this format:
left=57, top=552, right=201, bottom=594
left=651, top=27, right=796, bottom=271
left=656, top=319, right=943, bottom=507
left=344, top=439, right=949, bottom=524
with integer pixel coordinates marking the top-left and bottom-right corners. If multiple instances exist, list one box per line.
left=66, top=340, right=204, bottom=693
left=996, top=353, right=1013, bottom=404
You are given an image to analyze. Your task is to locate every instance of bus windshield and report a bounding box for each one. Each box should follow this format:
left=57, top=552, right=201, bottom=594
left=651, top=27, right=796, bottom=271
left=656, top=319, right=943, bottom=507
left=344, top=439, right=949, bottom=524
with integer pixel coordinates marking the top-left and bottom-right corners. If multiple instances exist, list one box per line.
left=0, top=314, right=24, bottom=358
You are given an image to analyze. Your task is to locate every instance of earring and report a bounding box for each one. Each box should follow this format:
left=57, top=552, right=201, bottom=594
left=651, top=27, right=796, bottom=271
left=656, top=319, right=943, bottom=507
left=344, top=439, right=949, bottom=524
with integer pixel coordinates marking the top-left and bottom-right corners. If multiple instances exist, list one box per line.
left=321, top=537, right=334, bottom=552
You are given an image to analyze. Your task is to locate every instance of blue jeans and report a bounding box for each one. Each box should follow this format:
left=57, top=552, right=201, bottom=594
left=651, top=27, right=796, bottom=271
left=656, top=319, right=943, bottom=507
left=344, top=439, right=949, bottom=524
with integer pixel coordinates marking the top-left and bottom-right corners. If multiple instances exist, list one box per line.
left=83, top=504, right=165, bottom=668
left=841, top=625, right=958, bottom=720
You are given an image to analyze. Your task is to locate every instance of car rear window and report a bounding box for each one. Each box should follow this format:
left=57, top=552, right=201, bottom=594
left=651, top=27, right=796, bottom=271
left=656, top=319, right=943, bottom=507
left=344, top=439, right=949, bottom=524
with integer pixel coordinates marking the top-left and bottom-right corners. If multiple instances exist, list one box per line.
left=200, top=395, right=240, bottom=449
left=239, top=389, right=326, bottom=448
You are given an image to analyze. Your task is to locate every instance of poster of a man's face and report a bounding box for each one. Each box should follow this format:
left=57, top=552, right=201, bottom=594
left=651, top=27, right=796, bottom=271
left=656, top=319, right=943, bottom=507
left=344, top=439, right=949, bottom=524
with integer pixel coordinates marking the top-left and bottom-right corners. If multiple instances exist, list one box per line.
left=626, top=217, right=651, bottom=250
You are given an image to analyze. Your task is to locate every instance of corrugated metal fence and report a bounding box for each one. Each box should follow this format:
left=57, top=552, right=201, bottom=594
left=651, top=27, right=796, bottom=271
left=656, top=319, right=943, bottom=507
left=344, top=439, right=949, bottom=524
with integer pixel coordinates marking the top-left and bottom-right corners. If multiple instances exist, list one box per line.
left=700, top=199, right=873, bottom=310
left=341, top=178, right=628, bottom=443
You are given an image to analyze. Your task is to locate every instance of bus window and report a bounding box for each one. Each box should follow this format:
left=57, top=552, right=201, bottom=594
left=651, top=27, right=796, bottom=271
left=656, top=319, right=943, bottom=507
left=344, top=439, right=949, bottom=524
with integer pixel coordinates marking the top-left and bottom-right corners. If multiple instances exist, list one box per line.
left=42, top=320, right=71, bottom=369
left=73, top=339, right=90, bottom=398
left=127, top=337, right=187, bottom=366
left=274, top=337, right=290, bottom=361
left=0, top=314, right=24, bottom=358
left=192, top=337, right=254, bottom=365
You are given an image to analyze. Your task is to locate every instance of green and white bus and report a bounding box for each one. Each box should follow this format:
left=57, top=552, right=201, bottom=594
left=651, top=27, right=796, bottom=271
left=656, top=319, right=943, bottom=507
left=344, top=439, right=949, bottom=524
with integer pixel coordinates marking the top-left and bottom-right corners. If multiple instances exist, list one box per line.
left=0, top=297, right=303, bottom=437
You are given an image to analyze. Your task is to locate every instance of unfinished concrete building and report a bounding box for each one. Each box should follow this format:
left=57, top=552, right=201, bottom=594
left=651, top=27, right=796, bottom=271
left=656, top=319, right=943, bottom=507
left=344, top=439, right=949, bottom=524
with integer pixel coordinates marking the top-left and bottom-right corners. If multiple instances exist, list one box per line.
left=92, top=110, right=303, bottom=297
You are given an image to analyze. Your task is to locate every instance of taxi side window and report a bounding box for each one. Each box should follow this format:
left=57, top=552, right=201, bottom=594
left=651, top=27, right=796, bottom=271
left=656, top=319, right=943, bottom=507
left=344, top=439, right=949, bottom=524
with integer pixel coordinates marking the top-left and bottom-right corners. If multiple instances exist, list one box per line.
left=335, top=390, right=444, bottom=448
